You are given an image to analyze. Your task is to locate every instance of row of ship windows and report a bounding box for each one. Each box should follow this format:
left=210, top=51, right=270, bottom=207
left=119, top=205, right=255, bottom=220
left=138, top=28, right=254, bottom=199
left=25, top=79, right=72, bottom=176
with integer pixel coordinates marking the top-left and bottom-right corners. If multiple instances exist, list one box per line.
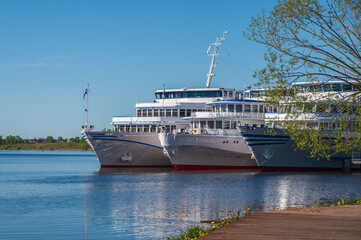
left=137, top=109, right=209, bottom=117
left=155, top=90, right=228, bottom=99
left=114, top=125, right=176, bottom=133
left=294, top=83, right=356, bottom=92
left=268, top=122, right=357, bottom=131
left=137, top=105, right=277, bottom=117
left=191, top=121, right=264, bottom=129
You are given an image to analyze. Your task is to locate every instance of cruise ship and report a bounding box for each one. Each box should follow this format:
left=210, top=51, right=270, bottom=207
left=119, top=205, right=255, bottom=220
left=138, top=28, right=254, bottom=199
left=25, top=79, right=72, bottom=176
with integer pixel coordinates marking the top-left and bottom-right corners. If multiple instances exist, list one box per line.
left=159, top=88, right=267, bottom=170
left=239, top=81, right=361, bottom=172
left=83, top=32, right=242, bottom=168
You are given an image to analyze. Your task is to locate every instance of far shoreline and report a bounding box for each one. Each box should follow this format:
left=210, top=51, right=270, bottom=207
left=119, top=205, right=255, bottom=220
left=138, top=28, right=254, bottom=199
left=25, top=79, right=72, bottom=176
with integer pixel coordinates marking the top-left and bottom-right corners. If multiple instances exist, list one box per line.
left=0, top=148, right=94, bottom=151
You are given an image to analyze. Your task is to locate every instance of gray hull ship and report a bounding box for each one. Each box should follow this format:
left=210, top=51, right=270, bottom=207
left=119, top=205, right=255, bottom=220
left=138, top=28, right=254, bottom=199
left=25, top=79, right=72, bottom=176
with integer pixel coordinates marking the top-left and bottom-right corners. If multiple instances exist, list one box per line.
left=84, top=131, right=170, bottom=167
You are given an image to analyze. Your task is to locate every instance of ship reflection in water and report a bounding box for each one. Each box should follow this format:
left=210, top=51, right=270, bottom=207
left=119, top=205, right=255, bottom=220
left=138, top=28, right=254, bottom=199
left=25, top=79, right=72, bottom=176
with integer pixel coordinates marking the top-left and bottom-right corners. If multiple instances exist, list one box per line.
left=1, top=151, right=360, bottom=240
left=83, top=168, right=361, bottom=239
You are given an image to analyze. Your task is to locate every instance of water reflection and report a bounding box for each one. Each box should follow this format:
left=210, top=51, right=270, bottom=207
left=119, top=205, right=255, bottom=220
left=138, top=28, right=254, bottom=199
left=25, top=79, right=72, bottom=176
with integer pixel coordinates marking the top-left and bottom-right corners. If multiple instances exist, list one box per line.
left=81, top=170, right=361, bottom=239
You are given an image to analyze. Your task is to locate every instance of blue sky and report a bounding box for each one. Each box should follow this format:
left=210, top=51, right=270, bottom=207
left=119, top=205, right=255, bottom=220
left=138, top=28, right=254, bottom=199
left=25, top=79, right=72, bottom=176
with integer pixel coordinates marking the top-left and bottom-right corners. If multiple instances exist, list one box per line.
left=0, top=0, right=277, bottom=139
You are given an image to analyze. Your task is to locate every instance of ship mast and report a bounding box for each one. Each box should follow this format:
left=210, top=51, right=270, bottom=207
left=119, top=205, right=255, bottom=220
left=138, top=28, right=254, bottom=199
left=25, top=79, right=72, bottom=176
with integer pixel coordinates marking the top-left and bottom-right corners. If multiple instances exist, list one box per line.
left=205, top=31, right=228, bottom=88
left=84, top=83, right=89, bottom=130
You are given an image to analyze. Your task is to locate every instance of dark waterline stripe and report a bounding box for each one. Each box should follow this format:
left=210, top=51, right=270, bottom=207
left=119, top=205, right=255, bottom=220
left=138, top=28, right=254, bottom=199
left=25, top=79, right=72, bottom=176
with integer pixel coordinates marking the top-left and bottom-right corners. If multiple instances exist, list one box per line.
left=101, top=165, right=171, bottom=168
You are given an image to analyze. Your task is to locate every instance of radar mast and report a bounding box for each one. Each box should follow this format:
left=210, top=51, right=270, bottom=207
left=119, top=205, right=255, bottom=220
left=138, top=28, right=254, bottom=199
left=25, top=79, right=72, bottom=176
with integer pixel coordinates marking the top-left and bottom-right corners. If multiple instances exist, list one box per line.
left=205, top=31, right=228, bottom=88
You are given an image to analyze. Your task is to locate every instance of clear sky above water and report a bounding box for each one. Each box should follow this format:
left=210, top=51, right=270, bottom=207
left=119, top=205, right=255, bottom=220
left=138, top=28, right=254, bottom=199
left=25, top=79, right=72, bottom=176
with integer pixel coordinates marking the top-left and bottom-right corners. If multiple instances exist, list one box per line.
left=0, top=0, right=278, bottom=139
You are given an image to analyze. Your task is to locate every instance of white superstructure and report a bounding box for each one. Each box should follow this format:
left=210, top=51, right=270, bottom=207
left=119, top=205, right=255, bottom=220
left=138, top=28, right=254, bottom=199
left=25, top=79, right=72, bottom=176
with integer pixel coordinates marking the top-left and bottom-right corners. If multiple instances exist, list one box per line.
left=84, top=31, right=248, bottom=168
left=159, top=88, right=267, bottom=170
left=239, top=81, right=361, bottom=172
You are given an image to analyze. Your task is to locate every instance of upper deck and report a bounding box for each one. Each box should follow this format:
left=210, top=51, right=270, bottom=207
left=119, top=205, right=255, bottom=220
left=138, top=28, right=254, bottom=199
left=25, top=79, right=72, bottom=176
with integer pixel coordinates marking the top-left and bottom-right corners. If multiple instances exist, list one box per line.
left=136, top=87, right=240, bottom=108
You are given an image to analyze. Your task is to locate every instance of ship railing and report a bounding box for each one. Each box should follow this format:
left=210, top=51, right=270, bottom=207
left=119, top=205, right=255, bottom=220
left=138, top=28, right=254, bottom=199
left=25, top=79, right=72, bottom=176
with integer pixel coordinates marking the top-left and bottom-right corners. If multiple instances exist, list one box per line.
left=111, top=116, right=187, bottom=124
left=191, top=111, right=265, bottom=119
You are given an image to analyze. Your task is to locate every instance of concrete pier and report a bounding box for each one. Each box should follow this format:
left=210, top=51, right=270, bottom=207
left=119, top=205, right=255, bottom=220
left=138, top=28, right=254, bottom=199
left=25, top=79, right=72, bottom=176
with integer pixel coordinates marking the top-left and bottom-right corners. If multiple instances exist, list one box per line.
left=201, top=205, right=361, bottom=239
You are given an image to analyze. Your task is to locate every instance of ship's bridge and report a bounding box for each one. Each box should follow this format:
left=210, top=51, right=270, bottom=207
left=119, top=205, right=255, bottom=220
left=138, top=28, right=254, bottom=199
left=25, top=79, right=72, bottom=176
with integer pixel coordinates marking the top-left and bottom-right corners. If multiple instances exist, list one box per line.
left=154, top=87, right=239, bottom=100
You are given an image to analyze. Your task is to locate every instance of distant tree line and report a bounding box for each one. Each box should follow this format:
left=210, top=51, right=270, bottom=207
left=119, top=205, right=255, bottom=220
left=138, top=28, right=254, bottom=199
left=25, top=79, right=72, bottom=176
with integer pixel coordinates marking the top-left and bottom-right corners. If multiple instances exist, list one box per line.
left=0, top=135, right=87, bottom=145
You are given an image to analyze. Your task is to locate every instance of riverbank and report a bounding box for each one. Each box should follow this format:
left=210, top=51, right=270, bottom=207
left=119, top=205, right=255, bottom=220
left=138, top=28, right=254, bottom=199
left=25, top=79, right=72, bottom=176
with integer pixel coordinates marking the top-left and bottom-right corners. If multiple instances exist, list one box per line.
left=201, top=205, right=361, bottom=239
left=0, top=142, right=92, bottom=151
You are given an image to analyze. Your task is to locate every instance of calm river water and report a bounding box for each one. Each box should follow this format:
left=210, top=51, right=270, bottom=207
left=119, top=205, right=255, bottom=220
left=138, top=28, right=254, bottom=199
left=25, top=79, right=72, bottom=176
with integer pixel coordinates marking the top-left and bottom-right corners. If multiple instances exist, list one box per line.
left=1, top=150, right=361, bottom=239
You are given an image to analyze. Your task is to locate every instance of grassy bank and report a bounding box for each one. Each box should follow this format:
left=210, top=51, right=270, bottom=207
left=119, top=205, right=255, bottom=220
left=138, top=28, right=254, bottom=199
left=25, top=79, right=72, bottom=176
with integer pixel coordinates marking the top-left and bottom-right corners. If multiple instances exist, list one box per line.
left=0, top=142, right=92, bottom=151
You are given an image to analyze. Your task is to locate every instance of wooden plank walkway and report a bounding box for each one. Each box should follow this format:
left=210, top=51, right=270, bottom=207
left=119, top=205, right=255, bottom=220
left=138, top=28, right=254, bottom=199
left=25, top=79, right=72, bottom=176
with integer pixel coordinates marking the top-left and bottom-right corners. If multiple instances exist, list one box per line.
left=201, top=205, right=361, bottom=240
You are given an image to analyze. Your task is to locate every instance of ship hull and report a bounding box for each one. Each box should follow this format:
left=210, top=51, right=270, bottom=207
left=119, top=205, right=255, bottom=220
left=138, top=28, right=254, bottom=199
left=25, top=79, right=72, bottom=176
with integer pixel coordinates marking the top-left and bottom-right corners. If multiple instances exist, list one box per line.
left=240, top=128, right=359, bottom=172
left=159, top=133, right=258, bottom=170
left=85, top=131, right=171, bottom=167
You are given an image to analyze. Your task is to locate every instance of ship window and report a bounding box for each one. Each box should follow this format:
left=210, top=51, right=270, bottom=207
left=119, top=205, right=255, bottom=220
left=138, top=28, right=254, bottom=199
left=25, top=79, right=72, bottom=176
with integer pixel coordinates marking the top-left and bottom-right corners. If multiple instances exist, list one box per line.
left=175, top=92, right=181, bottom=98
left=155, top=93, right=162, bottom=99
left=228, top=104, right=234, bottom=112
left=172, top=109, right=178, bottom=117
left=273, top=106, right=278, bottom=112
left=245, top=105, right=251, bottom=112
left=251, top=92, right=259, bottom=98
left=229, top=91, right=233, bottom=98
left=332, top=83, right=342, bottom=92
left=224, top=121, right=230, bottom=129
left=231, top=121, right=236, bottom=129
left=186, top=109, right=191, bottom=116
left=160, top=109, right=165, bottom=116
left=236, top=105, right=242, bottom=112
left=144, top=125, right=150, bottom=132
left=154, top=109, right=159, bottom=117
left=200, top=121, right=206, bottom=128
left=180, top=109, right=185, bottom=117
left=166, top=109, right=171, bottom=117
left=151, top=125, right=157, bottom=132
left=252, top=105, right=258, bottom=113
left=342, top=84, right=352, bottom=91
left=137, top=110, right=141, bottom=117
left=215, top=91, right=222, bottom=97
left=208, top=121, right=214, bottom=129
left=186, top=92, right=196, bottom=98
left=224, top=91, right=228, bottom=97
left=148, top=109, right=153, bottom=117
left=221, top=104, right=227, bottom=112
left=322, top=84, right=332, bottom=92
left=216, top=121, right=222, bottom=129
left=195, top=91, right=201, bottom=98
left=259, top=105, right=264, bottom=113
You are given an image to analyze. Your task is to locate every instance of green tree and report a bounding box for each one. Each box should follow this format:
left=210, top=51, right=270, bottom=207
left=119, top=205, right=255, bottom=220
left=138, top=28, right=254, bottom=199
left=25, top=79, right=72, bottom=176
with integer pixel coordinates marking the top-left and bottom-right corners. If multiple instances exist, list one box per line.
left=0, top=135, right=2, bottom=145
left=245, top=0, right=361, bottom=158
left=57, top=136, right=63, bottom=142
left=45, top=136, right=54, bottom=143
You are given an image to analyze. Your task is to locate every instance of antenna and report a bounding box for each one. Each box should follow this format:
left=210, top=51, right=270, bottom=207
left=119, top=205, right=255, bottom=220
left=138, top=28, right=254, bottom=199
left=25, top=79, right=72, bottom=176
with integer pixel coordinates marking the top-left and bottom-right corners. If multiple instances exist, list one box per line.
left=83, top=83, right=90, bottom=130
left=205, top=31, right=228, bottom=88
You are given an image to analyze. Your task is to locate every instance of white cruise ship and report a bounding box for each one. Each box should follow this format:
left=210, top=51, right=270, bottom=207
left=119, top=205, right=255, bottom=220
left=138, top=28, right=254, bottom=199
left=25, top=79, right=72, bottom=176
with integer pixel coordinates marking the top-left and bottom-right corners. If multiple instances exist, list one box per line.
left=159, top=88, right=267, bottom=170
left=83, top=31, right=242, bottom=168
left=239, top=81, right=361, bottom=172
